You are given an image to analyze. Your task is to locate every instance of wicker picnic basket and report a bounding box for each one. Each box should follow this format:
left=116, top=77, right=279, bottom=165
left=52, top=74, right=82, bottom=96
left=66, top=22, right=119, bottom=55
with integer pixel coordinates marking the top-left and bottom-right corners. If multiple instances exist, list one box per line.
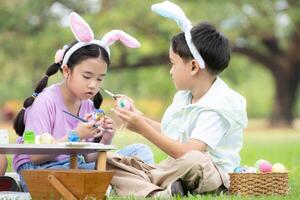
left=229, top=172, right=289, bottom=196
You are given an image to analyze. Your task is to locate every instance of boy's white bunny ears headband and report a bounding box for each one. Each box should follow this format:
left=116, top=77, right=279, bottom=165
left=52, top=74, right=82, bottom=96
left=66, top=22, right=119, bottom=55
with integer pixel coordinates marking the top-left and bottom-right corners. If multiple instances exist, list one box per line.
left=55, top=12, right=141, bottom=67
left=151, top=1, right=205, bottom=69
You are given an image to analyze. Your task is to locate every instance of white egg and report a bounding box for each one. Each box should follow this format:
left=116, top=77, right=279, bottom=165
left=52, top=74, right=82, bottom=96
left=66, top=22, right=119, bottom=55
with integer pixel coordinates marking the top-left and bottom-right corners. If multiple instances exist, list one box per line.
left=272, top=163, right=287, bottom=172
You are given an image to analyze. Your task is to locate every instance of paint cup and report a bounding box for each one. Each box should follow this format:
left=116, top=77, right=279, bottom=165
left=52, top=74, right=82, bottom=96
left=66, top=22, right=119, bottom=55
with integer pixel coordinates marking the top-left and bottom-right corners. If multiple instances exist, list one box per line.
left=23, top=130, right=35, bottom=144
left=68, top=130, right=80, bottom=142
left=0, top=129, right=9, bottom=144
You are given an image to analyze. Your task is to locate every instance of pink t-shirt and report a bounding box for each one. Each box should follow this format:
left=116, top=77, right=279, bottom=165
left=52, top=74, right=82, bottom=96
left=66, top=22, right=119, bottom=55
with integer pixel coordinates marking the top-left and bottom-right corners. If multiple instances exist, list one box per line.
left=13, top=84, right=94, bottom=171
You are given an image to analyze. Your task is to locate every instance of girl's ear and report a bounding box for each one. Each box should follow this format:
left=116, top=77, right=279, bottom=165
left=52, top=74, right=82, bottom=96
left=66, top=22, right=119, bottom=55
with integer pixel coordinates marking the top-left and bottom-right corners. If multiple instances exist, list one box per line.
left=62, top=65, right=71, bottom=78
left=69, top=12, right=94, bottom=43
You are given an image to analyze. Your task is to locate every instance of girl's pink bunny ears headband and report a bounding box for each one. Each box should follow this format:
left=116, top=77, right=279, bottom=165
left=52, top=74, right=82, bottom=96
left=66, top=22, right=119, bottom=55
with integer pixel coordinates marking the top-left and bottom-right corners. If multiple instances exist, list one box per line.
left=55, top=12, right=141, bottom=67
left=151, top=1, right=205, bottom=69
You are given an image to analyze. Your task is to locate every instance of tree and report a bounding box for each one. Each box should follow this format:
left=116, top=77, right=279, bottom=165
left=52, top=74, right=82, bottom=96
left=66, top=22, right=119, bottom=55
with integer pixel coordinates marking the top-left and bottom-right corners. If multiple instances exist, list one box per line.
left=225, top=0, right=300, bottom=127
left=102, top=0, right=300, bottom=127
left=1, top=0, right=299, bottom=126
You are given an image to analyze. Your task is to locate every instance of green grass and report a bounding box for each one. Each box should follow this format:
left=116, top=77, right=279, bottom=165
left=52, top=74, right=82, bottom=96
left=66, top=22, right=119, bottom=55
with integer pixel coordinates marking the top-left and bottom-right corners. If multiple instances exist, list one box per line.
left=4, top=124, right=300, bottom=199
left=110, top=128, right=300, bottom=200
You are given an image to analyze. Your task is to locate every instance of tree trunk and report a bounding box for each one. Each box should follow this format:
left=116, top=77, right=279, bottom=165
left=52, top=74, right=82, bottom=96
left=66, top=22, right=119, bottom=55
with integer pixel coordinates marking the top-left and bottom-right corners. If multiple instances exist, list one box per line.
left=270, top=66, right=300, bottom=127
left=232, top=41, right=300, bottom=128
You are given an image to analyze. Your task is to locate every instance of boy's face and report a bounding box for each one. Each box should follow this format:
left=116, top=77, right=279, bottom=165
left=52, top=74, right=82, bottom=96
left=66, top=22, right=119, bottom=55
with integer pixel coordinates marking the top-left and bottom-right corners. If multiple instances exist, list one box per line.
left=63, top=57, right=107, bottom=100
left=169, top=46, right=193, bottom=90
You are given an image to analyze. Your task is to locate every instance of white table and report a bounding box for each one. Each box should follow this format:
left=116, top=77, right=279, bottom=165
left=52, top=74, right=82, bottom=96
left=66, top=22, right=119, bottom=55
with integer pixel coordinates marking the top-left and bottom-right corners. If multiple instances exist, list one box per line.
left=0, top=143, right=115, bottom=170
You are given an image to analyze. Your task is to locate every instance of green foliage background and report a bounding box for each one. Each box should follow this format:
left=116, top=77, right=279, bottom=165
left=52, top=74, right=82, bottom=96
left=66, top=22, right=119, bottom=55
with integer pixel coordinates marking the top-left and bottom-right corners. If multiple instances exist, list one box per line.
left=0, top=0, right=300, bottom=120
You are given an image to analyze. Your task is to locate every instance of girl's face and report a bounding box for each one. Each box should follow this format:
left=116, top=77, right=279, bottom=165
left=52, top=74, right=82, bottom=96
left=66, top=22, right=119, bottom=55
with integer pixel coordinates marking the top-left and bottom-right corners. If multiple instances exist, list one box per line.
left=169, top=46, right=192, bottom=90
left=64, top=57, right=107, bottom=100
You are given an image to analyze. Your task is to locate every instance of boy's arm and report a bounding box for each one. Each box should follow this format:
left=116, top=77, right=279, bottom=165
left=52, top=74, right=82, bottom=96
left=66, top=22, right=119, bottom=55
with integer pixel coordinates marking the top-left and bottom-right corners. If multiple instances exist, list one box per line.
left=120, top=95, right=161, bottom=131
left=112, top=107, right=207, bottom=158
left=139, top=122, right=207, bottom=158
left=143, top=116, right=161, bottom=132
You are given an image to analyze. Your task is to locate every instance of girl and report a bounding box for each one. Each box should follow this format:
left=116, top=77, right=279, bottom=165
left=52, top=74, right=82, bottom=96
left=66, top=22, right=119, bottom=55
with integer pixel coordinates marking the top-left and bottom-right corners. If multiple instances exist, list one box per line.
left=13, top=12, right=154, bottom=191
left=109, top=1, right=247, bottom=198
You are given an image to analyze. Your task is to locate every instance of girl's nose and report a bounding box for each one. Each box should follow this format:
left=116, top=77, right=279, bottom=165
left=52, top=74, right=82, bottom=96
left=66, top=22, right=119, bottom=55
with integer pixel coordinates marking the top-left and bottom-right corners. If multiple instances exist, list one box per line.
left=88, top=80, right=97, bottom=89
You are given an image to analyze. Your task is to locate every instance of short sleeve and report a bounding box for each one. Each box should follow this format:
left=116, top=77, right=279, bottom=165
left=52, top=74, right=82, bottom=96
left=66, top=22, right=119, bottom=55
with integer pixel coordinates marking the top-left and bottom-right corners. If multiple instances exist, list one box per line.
left=190, top=111, right=230, bottom=149
left=24, top=95, right=54, bottom=136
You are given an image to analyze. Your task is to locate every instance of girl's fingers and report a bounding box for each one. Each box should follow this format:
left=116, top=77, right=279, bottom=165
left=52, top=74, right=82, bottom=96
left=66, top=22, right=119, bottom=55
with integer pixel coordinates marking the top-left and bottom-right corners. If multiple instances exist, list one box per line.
left=103, top=124, right=114, bottom=130
left=93, top=131, right=103, bottom=138
left=95, top=121, right=103, bottom=127
left=86, top=120, right=97, bottom=128
left=84, top=113, right=93, bottom=121
left=103, top=120, right=113, bottom=126
left=104, top=129, right=114, bottom=134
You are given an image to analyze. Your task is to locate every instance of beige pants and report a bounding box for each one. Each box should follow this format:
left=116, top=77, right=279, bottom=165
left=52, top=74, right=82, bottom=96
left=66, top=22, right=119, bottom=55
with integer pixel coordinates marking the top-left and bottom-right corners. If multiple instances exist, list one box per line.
left=106, top=151, right=229, bottom=197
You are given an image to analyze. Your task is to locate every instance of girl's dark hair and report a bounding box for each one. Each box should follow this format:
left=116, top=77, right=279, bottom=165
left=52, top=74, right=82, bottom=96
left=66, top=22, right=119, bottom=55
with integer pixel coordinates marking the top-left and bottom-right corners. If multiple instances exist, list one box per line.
left=171, top=22, right=231, bottom=75
left=13, top=42, right=110, bottom=136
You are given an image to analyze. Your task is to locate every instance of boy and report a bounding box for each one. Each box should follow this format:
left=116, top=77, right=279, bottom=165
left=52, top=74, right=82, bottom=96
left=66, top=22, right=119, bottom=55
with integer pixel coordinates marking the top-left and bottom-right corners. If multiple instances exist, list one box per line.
left=111, top=1, right=247, bottom=197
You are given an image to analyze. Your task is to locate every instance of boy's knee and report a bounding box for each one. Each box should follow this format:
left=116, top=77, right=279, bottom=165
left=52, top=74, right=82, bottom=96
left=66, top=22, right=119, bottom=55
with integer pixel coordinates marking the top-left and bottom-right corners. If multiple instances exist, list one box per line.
left=182, top=151, right=210, bottom=164
left=175, top=151, right=211, bottom=171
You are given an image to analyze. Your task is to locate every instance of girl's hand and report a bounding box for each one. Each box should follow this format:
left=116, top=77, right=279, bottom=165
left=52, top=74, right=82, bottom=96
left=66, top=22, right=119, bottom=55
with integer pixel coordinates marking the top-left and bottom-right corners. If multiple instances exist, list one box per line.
left=76, top=114, right=102, bottom=140
left=111, top=107, right=147, bottom=134
left=99, top=116, right=115, bottom=144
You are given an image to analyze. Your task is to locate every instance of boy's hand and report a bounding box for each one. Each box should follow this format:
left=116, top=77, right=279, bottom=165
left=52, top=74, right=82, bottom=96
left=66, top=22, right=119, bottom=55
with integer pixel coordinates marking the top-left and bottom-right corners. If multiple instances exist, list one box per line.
left=114, top=94, right=144, bottom=115
left=111, top=107, right=147, bottom=134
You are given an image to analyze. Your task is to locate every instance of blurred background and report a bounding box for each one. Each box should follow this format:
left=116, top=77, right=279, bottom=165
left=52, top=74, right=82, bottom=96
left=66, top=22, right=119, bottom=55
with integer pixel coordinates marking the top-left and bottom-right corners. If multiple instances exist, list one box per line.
left=0, top=0, right=300, bottom=128
left=0, top=0, right=300, bottom=197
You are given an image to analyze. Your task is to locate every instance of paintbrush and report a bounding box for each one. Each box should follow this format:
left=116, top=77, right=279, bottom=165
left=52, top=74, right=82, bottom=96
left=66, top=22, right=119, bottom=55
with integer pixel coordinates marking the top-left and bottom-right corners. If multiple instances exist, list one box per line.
left=100, top=88, right=117, bottom=100
left=62, top=110, right=107, bottom=131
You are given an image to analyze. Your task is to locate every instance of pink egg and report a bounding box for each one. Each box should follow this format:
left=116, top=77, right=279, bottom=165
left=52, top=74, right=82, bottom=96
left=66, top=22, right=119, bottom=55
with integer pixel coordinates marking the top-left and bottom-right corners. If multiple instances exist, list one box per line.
left=258, top=160, right=272, bottom=173
left=117, top=98, right=132, bottom=110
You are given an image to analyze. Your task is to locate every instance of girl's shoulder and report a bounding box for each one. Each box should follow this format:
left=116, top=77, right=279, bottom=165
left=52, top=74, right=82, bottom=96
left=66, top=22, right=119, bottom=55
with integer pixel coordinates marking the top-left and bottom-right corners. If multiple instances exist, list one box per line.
left=32, top=84, right=61, bottom=106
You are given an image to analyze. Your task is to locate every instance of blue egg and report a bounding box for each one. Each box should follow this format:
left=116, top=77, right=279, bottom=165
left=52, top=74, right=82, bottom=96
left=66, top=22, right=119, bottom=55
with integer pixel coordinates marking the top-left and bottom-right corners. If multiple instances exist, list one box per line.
left=233, top=166, right=243, bottom=173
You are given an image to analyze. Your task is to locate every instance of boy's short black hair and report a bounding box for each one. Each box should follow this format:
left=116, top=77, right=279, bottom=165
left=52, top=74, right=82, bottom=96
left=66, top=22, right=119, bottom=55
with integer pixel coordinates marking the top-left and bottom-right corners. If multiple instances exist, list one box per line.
left=171, top=22, right=231, bottom=75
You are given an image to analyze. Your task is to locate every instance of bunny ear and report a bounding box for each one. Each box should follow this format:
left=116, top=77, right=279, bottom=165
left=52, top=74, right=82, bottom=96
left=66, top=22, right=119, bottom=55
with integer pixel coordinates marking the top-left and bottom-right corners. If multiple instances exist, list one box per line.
left=152, top=1, right=206, bottom=69
left=69, top=12, right=94, bottom=43
left=151, top=1, right=191, bottom=31
left=101, top=30, right=141, bottom=48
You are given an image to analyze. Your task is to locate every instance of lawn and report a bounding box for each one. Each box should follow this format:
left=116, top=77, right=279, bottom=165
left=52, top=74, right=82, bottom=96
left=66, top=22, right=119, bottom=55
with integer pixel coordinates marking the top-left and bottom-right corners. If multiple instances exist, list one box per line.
left=3, top=120, right=300, bottom=200
left=111, top=125, right=300, bottom=200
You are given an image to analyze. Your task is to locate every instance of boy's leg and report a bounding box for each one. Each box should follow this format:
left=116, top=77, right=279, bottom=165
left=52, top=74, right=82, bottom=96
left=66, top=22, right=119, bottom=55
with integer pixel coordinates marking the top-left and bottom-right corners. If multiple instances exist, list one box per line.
left=150, top=151, right=229, bottom=196
left=106, top=153, right=161, bottom=197
left=179, top=151, right=228, bottom=194
left=116, top=143, right=154, bottom=164
left=106, top=150, right=228, bottom=197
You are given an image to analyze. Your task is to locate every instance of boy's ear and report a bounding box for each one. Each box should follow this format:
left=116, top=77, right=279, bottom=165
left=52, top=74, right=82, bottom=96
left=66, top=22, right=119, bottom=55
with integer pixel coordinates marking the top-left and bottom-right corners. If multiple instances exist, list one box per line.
left=62, top=65, right=71, bottom=78
left=190, top=60, right=200, bottom=75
